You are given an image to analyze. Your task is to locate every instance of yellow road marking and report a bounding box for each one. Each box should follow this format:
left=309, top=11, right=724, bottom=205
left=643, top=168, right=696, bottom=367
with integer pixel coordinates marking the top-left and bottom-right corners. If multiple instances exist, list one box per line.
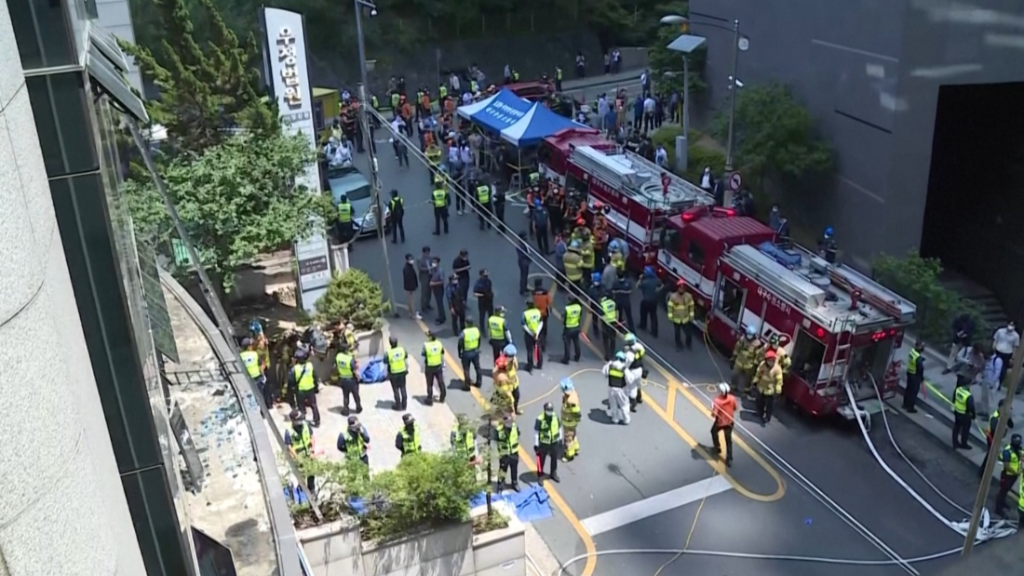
left=412, top=317, right=598, bottom=576
left=666, top=385, right=677, bottom=418
left=520, top=368, right=601, bottom=409
left=543, top=296, right=786, bottom=503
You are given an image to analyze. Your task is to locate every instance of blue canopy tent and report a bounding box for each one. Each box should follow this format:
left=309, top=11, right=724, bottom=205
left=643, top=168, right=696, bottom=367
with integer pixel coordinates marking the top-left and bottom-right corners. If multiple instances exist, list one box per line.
left=456, top=89, right=533, bottom=134
left=500, top=103, right=584, bottom=147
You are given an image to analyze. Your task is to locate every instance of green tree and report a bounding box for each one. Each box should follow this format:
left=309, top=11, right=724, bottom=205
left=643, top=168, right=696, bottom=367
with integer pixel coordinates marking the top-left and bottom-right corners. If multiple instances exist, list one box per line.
left=645, top=4, right=707, bottom=98
left=123, top=133, right=334, bottom=289
left=711, top=83, right=832, bottom=188
left=123, top=0, right=276, bottom=154
left=314, top=269, right=388, bottom=330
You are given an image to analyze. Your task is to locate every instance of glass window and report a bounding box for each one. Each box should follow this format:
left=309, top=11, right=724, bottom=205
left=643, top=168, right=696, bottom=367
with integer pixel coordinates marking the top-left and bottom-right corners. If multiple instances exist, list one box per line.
left=686, top=240, right=705, bottom=267
left=6, top=0, right=77, bottom=69
left=715, top=275, right=745, bottom=325
left=26, top=73, right=98, bottom=178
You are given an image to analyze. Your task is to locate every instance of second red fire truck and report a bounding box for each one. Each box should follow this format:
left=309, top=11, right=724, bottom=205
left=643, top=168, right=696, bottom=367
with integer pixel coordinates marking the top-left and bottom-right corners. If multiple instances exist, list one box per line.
left=537, top=129, right=917, bottom=422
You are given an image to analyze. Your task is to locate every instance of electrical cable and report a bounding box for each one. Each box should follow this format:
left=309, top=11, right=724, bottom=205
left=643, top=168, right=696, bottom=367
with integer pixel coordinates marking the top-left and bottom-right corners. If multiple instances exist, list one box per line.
left=650, top=471, right=717, bottom=576
left=363, top=107, right=1004, bottom=572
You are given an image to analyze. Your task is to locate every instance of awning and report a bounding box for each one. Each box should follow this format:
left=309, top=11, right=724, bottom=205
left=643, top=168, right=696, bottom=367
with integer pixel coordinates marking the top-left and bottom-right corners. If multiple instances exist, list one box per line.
left=456, top=89, right=533, bottom=134
left=501, top=103, right=585, bottom=147
left=86, top=28, right=149, bottom=123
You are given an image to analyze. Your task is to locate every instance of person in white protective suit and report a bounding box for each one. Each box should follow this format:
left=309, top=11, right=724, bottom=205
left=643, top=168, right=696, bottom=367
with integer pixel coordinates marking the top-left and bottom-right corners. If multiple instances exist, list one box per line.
left=623, top=333, right=646, bottom=413
left=602, top=351, right=634, bottom=425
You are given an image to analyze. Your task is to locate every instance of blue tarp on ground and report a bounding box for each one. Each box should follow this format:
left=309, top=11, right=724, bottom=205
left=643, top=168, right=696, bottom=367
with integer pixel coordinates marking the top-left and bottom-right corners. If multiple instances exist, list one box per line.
left=501, top=103, right=584, bottom=147
left=456, top=89, right=533, bottom=134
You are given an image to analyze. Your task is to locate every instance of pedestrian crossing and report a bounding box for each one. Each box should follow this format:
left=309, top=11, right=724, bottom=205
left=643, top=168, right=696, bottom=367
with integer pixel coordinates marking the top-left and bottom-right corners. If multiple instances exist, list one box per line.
left=579, top=475, right=733, bottom=536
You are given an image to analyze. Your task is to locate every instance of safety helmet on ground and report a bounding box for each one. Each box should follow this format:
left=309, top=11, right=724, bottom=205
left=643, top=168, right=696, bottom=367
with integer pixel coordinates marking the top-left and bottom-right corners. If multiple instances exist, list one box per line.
left=765, top=350, right=777, bottom=359
left=503, top=343, right=517, bottom=357
left=718, top=383, right=730, bottom=396
left=560, top=378, right=575, bottom=392
left=241, top=337, right=253, bottom=348
left=615, top=351, right=626, bottom=362
left=745, top=326, right=757, bottom=338
left=624, top=333, right=637, bottom=344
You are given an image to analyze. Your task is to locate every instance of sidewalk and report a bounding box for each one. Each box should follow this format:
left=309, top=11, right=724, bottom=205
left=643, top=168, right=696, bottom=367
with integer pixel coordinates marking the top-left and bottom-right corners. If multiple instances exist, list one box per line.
left=890, top=332, right=1024, bottom=482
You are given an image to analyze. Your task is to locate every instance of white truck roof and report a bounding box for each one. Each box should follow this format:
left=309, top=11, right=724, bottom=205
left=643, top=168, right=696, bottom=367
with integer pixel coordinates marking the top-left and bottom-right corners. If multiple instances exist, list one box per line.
left=571, top=146, right=713, bottom=210
left=725, top=244, right=916, bottom=332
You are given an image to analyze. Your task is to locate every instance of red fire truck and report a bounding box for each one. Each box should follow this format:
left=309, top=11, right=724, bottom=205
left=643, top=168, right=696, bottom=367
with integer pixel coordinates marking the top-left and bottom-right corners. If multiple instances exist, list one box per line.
left=539, top=130, right=918, bottom=421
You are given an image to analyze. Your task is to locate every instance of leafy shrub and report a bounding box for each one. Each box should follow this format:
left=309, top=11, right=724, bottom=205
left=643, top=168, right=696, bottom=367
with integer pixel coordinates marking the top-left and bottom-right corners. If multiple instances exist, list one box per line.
left=315, top=268, right=387, bottom=331
left=345, top=452, right=484, bottom=541
left=683, top=144, right=727, bottom=184
left=872, top=251, right=988, bottom=345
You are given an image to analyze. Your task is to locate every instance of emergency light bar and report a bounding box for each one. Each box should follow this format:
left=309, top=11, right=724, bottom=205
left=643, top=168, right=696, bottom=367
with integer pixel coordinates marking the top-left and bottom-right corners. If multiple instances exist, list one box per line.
left=681, top=205, right=736, bottom=222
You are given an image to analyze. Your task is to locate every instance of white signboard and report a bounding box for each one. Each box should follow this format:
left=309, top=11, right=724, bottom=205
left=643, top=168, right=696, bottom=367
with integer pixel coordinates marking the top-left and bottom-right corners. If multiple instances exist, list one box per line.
left=261, top=8, right=329, bottom=311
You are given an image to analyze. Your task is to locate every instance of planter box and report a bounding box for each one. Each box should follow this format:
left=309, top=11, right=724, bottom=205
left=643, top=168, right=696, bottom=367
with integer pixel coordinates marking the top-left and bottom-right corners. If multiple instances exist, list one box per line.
left=297, top=501, right=526, bottom=576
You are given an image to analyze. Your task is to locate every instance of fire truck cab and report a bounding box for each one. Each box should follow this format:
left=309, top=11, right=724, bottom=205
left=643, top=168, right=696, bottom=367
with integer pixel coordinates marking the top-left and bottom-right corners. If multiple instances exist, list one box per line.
left=659, top=208, right=917, bottom=420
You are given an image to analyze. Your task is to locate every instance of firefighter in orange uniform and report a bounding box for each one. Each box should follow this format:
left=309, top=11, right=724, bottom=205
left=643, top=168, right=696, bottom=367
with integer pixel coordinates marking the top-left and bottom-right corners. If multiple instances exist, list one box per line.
left=667, top=280, right=696, bottom=350
left=755, top=350, right=785, bottom=425
left=593, top=216, right=609, bottom=264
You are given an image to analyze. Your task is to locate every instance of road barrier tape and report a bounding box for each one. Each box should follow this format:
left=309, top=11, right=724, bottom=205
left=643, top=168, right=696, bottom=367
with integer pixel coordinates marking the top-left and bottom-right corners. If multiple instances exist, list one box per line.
left=923, top=380, right=986, bottom=436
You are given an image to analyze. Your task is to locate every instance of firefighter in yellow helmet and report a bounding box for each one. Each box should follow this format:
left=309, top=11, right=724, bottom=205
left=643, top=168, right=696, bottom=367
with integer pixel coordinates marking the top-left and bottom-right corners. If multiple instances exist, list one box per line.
left=560, top=378, right=581, bottom=462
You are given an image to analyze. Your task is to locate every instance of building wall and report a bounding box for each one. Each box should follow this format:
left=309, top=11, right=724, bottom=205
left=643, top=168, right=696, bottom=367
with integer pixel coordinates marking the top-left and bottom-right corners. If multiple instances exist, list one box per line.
left=691, top=0, right=1024, bottom=272
left=0, top=3, right=147, bottom=575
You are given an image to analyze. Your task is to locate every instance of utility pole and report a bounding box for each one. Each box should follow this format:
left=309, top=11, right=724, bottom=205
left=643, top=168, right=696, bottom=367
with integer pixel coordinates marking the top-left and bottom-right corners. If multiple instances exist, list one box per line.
left=961, top=342, right=1024, bottom=555
left=354, top=0, right=398, bottom=317
left=723, top=19, right=741, bottom=175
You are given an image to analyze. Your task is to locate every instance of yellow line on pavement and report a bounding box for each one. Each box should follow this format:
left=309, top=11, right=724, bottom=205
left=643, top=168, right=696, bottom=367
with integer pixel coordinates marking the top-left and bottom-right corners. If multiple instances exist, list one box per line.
left=520, top=368, right=601, bottom=409
left=666, top=385, right=677, bottom=418
left=411, top=317, right=598, bottom=576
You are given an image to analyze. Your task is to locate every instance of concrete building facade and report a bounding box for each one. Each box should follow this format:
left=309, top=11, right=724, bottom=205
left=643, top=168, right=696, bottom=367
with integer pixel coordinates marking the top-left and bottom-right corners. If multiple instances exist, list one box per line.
left=690, top=0, right=1024, bottom=276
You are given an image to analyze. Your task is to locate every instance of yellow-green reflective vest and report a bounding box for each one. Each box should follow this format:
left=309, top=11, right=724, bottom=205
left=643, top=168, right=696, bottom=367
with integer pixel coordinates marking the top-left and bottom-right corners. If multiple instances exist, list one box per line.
left=523, top=309, right=542, bottom=334
left=336, top=352, right=355, bottom=379
left=345, top=431, right=366, bottom=457
left=290, top=424, right=312, bottom=456
left=401, top=426, right=421, bottom=454
left=387, top=346, right=408, bottom=373
left=536, top=415, right=560, bottom=445
left=497, top=424, right=519, bottom=456
left=240, top=350, right=262, bottom=378
left=477, top=185, right=490, bottom=203
left=293, top=362, right=315, bottom=392
left=439, top=85, right=448, bottom=99
left=1001, top=445, right=1021, bottom=476
left=337, top=201, right=353, bottom=223
left=564, top=303, right=582, bottom=329
left=371, top=95, right=379, bottom=108
left=529, top=172, right=540, bottom=185
left=954, top=386, right=971, bottom=414
left=452, top=428, right=474, bottom=458
left=556, top=67, right=563, bottom=81
left=391, top=93, right=400, bottom=108
left=580, top=244, right=595, bottom=268
left=563, top=252, right=582, bottom=281
left=907, top=349, right=920, bottom=375
left=990, top=410, right=1000, bottom=434
left=423, top=341, right=443, bottom=367
left=601, top=298, right=617, bottom=323
left=489, top=316, right=507, bottom=340
left=463, top=327, right=481, bottom=351
left=609, top=366, right=625, bottom=385
left=432, top=189, right=447, bottom=207
left=470, top=80, right=478, bottom=93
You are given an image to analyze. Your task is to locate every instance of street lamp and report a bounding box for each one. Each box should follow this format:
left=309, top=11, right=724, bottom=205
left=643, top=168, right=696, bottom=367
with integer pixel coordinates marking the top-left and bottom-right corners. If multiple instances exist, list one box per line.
left=353, top=0, right=398, bottom=317
left=663, top=16, right=706, bottom=172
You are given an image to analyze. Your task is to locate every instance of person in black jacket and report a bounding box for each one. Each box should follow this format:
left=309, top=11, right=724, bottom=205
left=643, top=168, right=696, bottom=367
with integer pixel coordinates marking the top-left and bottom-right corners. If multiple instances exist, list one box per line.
left=402, top=254, right=419, bottom=319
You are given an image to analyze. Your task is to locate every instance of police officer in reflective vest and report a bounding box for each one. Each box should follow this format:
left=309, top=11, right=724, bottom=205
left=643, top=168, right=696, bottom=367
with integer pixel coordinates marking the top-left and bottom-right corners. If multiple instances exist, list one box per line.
left=389, top=189, right=406, bottom=244
left=554, top=66, right=563, bottom=92
left=395, top=413, right=421, bottom=456
left=952, top=378, right=975, bottom=450
left=561, top=295, right=583, bottom=364
left=496, top=414, right=521, bottom=491
left=476, top=181, right=492, bottom=230
left=336, top=193, right=355, bottom=243
left=535, top=402, right=563, bottom=482
left=488, top=307, right=511, bottom=359
left=386, top=336, right=409, bottom=411
left=438, top=84, right=448, bottom=104
left=994, top=433, right=1022, bottom=517
left=522, top=301, right=544, bottom=373
left=668, top=280, right=695, bottom=350
left=458, top=319, right=483, bottom=388
left=903, top=340, right=925, bottom=412
left=980, top=399, right=1015, bottom=476
left=432, top=186, right=449, bottom=235
left=335, top=341, right=361, bottom=415
left=450, top=414, right=478, bottom=462
left=240, top=337, right=270, bottom=407
left=286, top=409, right=317, bottom=493
left=289, top=349, right=321, bottom=427
left=599, top=294, right=618, bottom=361
left=421, top=331, right=447, bottom=405
left=337, top=415, right=370, bottom=466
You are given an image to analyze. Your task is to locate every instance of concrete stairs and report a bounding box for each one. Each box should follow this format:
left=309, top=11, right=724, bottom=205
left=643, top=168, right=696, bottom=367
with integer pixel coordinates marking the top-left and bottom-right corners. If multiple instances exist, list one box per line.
left=940, top=271, right=1010, bottom=329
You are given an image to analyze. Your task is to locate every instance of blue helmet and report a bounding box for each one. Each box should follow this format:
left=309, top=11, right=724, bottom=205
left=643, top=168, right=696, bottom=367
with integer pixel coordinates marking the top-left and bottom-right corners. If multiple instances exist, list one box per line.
left=560, top=378, right=575, bottom=392
left=570, top=240, right=581, bottom=249
left=614, top=351, right=626, bottom=362
left=824, top=226, right=834, bottom=238
left=591, top=272, right=602, bottom=284
left=624, top=333, right=636, bottom=344
left=534, top=198, right=542, bottom=208
left=249, top=319, right=263, bottom=335
left=644, top=266, right=656, bottom=277
left=503, top=343, right=517, bottom=357
left=745, top=325, right=757, bottom=338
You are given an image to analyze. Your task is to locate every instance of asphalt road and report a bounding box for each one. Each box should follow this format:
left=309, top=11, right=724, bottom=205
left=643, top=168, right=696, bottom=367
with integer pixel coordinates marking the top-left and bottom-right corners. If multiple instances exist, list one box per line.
left=347, top=118, right=989, bottom=576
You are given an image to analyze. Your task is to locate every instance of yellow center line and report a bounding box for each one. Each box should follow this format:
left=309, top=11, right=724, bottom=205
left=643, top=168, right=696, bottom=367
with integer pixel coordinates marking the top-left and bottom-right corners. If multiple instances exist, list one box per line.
left=533, top=272, right=786, bottom=503
left=411, top=317, right=598, bottom=576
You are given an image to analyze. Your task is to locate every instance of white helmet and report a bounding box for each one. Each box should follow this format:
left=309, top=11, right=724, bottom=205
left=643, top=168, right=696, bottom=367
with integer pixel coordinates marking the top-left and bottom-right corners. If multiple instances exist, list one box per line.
left=717, top=382, right=730, bottom=395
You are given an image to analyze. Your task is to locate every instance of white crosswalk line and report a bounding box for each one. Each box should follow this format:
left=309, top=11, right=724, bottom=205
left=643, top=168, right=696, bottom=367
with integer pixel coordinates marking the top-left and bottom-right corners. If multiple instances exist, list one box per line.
left=579, top=475, right=733, bottom=536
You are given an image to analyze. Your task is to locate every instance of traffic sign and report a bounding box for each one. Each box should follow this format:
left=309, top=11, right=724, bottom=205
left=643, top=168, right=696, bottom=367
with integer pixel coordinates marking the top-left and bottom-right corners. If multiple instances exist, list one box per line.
left=729, top=172, right=743, bottom=191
